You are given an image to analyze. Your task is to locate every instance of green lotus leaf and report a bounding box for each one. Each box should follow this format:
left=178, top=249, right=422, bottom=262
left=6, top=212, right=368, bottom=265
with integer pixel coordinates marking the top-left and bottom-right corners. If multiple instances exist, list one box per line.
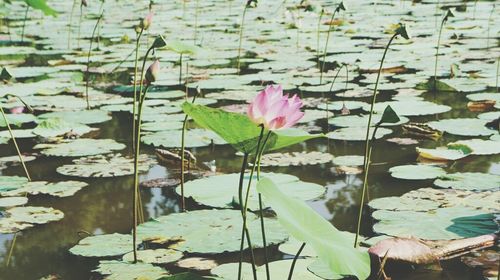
left=0, top=181, right=88, bottom=197
left=56, top=154, right=155, bottom=178
left=35, top=139, right=126, bottom=157
left=364, top=100, right=451, bottom=116
left=427, top=118, right=494, bottom=137
left=178, top=173, right=325, bottom=210
left=212, top=259, right=321, bottom=280
left=37, top=110, right=111, bottom=125
left=0, top=113, right=37, bottom=127
left=33, top=118, right=95, bottom=138
left=332, top=155, right=364, bottom=166
left=0, top=196, right=28, bottom=208
left=137, top=209, right=288, bottom=254
left=389, top=164, right=446, bottom=180
left=182, top=102, right=324, bottom=154
left=434, top=172, right=500, bottom=191
left=142, top=128, right=226, bottom=148
left=93, top=260, right=169, bottom=280
left=257, top=177, right=371, bottom=279
left=328, top=114, right=408, bottom=127
left=122, top=249, right=183, bottom=264
left=0, top=176, right=29, bottom=192
left=24, top=0, right=58, bottom=17
left=449, top=139, right=500, bottom=155
left=258, top=151, right=334, bottom=167
left=327, top=127, right=392, bottom=141
left=416, top=77, right=457, bottom=92
left=372, top=206, right=497, bottom=240
left=70, top=233, right=133, bottom=257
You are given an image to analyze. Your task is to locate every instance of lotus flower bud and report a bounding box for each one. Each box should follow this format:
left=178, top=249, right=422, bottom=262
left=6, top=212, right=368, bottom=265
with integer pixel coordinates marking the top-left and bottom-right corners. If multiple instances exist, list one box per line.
left=145, top=59, right=160, bottom=85
left=247, top=85, right=304, bottom=131
left=81, top=0, right=88, bottom=7
left=140, top=12, right=154, bottom=30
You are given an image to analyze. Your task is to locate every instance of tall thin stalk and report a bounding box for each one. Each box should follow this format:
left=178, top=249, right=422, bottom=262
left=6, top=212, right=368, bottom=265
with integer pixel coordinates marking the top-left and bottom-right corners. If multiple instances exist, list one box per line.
left=193, top=0, right=199, bottom=43
left=238, top=126, right=265, bottom=280
left=67, top=0, right=77, bottom=49
left=132, top=83, right=150, bottom=263
left=316, top=9, right=324, bottom=69
left=21, top=5, right=29, bottom=42
left=486, top=4, right=495, bottom=49
left=180, top=90, right=199, bottom=212
left=84, top=10, right=104, bottom=110
left=0, top=106, right=31, bottom=181
left=325, top=64, right=348, bottom=151
left=77, top=3, right=83, bottom=49
left=354, top=24, right=408, bottom=246
left=132, top=27, right=144, bottom=151
left=433, top=10, right=453, bottom=91
left=320, top=2, right=345, bottom=84
left=179, top=53, right=183, bottom=85
left=287, top=242, right=306, bottom=280
left=237, top=1, right=254, bottom=74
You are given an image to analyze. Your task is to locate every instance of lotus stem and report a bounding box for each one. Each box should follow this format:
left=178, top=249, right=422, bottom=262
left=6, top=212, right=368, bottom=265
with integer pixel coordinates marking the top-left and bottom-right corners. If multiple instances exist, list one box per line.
left=238, top=126, right=265, bottom=280
left=68, top=0, right=77, bottom=49
left=194, top=0, right=199, bottom=43
left=78, top=4, right=83, bottom=49
left=21, top=5, right=29, bottom=42
left=256, top=131, right=272, bottom=280
left=487, top=5, right=494, bottom=49
left=434, top=11, right=451, bottom=92
left=236, top=4, right=248, bottom=74
left=287, top=242, right=306, bottom=280
left=316, top=9, right=324, bottom=69
left=132, top=27, right=144, bottom=152
left=179, top=53, right=183, bottom=85
left=180, top=91, right=199, bottom=212
left=496, top=57, right=499, bottom=93
left=0, top=106, right=31, bottom=181
left=354, top=33, right=398, bottom=247
left=132, top=83, right=150, bottom=263
left=85, top=11, right=104, bottom=110
left=237, top=153, right=249, bottom=280
left=320, top=8, right=340, bottom=84
left=5, top=233, right=17, bottom=267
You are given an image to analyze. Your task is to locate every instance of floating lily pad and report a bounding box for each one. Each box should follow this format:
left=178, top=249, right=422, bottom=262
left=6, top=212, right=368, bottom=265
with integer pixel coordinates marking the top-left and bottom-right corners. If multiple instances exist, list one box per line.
left=434, top=172, right=500, bottom=191
left=0, top=113, right=37, bottom=127
left=0, top=129, right=36, bottom=138
left=0, top=197, right=28, bottom=208
left=328, top=114, right=409, bottom=127
left=372, top=206, right=497, bottom=240
left=37, top=110, right=111, bottom=125
left=389, top=164, right=446, bottom=180
left=332, top=155, right=364, bottom=166
left=0, top=181, right=88, bottom=197
left=35, top=139, right=126, bottom=157
left=122, top=249, right=183, bottom=264
left=175, top=257, right=218, bottom=270
left=416, top=147, right=469, bottom=161
left=137, top=209, right=288, bottom=254
left=365, top=101, right=451, bottom=116
left=33, top=118, right=95, bottom=138
left=93, top=260, right=169, bottom=280
left=70, top=233, right=133, bottom=257
left=178, top=173, right=324, bottom=210
left=327, top=127, right=392, bottom=141
left=427, top=118, right=494, bottom=137
left=0, top=206, right=64, bottom=233
left=369, top=197, right=440, bottom=212
left=142, top=129, right=226, bottom=148
left=56, top=154, right=156, bottom=178
left=317, top=101, right=368, bottom=111
left=0, top=176, right=29, bottom=192
left=212, top=259, right=321, bottom=280
left=258, top=152, right=334, bottom=167
left=449, top=139, right=500, bottom=155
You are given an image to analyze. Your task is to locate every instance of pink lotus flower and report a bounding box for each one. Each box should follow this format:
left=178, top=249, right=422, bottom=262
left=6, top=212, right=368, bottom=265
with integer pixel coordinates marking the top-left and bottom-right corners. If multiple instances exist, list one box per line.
left=141, top=12, right=154, bottom=30
left=247, top=85, right=304, bottom=130
left=145, top=59, right=160, bottom=85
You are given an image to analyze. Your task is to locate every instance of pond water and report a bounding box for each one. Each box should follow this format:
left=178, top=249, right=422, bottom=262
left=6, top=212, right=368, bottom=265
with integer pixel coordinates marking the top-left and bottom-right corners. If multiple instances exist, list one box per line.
left=0, top=0, right=498, bottom=279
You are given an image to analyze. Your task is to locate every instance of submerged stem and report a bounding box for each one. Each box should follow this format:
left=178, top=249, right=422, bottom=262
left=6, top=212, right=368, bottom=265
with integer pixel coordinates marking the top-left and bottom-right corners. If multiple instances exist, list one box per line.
left=355, top=33, right=397, bottom=247
left=0, top=106, right=31, bottom=181
left=287, top=242, right=306, bottom=280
